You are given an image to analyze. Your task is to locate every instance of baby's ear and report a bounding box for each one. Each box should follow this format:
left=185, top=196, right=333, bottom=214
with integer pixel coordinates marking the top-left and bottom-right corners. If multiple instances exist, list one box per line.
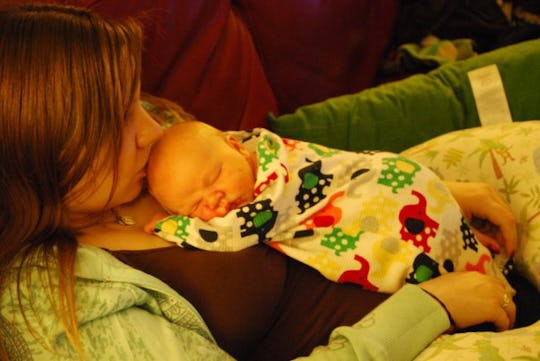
left=226, top=135, right=250, bottom=155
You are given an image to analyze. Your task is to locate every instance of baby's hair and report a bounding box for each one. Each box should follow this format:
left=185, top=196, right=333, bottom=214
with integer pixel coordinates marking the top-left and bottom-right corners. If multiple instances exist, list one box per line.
left=146, top=120, right=225, bottom=205
left=141, top=92, right=197, bottom=128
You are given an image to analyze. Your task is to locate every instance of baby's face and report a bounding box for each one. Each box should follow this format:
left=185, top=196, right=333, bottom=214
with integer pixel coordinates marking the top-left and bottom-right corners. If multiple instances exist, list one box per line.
left=148, top=125, right=256, bottom=221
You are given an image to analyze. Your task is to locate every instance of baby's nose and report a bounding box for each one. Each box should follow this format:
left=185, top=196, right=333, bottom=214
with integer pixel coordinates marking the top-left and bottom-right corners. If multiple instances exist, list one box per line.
left=205, top=191, right=226, bottom=209
left=202, top=191, right=232, bottom=219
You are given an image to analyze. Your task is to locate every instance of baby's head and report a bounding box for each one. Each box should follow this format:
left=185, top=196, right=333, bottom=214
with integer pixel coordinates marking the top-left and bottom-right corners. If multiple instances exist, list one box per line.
left=147, top=121, right=257, bottom=221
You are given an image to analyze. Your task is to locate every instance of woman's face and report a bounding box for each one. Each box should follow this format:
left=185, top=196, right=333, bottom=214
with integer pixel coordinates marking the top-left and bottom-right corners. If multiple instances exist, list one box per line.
left=65, top=99, right=163, bottom=222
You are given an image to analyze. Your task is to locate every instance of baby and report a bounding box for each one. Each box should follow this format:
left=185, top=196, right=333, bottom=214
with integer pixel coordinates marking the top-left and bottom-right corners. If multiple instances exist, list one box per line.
left=146, top=120, right=505, bottom=293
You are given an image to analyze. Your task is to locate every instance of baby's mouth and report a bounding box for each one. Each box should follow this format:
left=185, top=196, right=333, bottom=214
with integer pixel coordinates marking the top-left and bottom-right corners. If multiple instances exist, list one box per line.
left=228, top=200, right=241, bottom=211
left=229, top=197, right=248, bottom=211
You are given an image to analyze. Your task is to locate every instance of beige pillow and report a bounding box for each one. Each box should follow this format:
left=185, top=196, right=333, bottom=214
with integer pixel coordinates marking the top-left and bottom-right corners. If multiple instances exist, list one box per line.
left=401, top=121, right=540, bottom=289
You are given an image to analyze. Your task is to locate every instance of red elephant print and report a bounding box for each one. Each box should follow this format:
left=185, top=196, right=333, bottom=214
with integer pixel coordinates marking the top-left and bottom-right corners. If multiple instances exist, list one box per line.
left=301, top=191, right=345, bottom=228
left=338, top=254, right=379, bottom=291
left=399, top=190, right=439, bottom=252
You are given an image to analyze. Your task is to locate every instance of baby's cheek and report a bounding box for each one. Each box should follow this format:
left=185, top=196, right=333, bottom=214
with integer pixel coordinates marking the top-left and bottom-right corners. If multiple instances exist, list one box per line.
left=195, top=208, right=214, bottom=222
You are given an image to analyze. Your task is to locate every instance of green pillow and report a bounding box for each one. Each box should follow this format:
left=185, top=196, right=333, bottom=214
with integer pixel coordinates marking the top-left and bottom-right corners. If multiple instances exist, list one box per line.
left=401, top=121, right=540, bottom=289
left=269, top=38, right=540, bottom=153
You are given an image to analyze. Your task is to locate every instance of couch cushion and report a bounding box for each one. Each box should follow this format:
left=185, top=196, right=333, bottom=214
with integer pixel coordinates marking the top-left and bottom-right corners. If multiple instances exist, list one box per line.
left=237, top=0, right=398, bottom=115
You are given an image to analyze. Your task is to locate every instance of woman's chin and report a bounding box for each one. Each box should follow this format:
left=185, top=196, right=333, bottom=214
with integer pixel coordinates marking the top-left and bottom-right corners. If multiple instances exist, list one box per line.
left=115, top=183, right=145, bottom=206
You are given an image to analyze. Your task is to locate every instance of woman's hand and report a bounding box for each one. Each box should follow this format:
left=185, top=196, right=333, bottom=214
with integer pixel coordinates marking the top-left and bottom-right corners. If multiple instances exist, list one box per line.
left=444, top=181, right=517, bottom=257
left=419, top=271, right=516, bottom=331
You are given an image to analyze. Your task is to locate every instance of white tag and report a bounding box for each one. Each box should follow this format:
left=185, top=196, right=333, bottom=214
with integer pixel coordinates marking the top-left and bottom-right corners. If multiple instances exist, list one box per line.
left=467, top=64, right=513, bottom=125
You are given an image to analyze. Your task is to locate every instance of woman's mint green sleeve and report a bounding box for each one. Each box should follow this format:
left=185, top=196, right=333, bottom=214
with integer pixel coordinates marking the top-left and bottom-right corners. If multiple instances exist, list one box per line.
left=295, top=284, right=450, bottom=361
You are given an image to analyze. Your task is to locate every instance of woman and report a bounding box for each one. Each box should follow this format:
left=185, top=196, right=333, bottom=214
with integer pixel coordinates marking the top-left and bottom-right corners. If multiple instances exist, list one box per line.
left=0, top=3, right=518, bottom=361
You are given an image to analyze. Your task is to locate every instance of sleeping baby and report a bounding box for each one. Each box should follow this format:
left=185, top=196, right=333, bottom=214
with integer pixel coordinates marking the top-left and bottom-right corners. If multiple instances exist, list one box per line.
left=145, top=120, right=507, bottom=293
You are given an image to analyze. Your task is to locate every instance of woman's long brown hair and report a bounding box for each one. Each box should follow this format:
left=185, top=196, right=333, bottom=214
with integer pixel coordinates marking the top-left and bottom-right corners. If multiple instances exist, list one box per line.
left=0, top=4, right=142, bottom=358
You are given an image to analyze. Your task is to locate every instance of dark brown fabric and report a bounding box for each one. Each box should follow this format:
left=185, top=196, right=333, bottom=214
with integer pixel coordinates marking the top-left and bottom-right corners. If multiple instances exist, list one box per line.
left=111, top=245, right=388, bottom=361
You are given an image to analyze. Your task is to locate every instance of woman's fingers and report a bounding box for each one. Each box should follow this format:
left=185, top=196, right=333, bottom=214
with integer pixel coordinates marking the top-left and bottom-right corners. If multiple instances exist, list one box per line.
left=496, top=291, right=516, bottom=331
left=419, top=271, right=516, bottom=332
left=490, top=281, right=516, bottom=331
left=473, top=231, right=501, bottom=254
left=444, top=181, right=517, bottom=257
left=470, top=188, right=517, bottom=256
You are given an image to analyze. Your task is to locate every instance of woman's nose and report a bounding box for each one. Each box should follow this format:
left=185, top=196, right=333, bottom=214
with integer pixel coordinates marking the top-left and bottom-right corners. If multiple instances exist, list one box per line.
left=137, top=106, right=163, bottom=149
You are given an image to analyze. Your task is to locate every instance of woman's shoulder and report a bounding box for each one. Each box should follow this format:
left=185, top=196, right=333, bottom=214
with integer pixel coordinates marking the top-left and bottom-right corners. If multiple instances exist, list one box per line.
left=1, top=244, right=206, bottom=324
left=75, top=244, right=199, bottom=305
left=76, top=245, right=214, bottom=337
left=1, top=244, right=218, bottom=360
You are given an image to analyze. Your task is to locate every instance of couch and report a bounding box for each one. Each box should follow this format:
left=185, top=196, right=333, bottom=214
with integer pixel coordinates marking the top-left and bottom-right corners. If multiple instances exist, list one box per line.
left=47, top=1, right=537, bottom=146
left=29, top=0, right=399, bottom=131
left=14, top=0, right=540, bottom=359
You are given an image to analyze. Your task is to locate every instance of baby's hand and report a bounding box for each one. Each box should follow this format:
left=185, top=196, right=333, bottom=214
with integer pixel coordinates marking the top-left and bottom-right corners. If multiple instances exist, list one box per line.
left=144, top=212, right=170, bottom=234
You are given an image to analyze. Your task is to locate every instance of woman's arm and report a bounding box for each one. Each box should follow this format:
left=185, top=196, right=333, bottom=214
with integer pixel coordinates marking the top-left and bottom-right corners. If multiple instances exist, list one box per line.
left=294, top=272, right=516, bottom=361
left=294, top=284, right=449, bottom=361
